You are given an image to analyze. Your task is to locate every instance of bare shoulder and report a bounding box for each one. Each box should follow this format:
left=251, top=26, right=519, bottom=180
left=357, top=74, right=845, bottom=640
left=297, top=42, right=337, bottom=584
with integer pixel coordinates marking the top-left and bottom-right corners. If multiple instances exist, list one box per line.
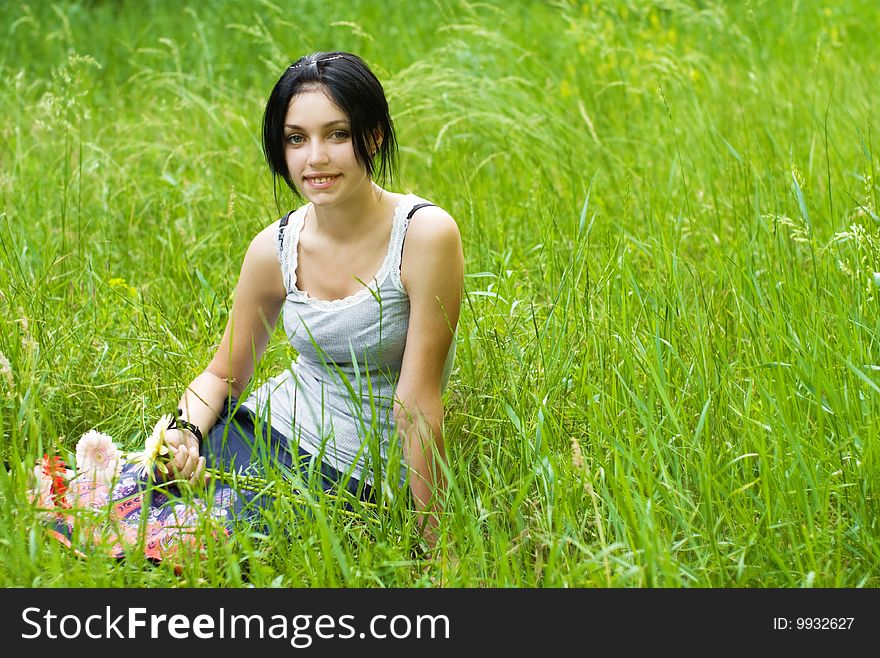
left=403, top=205, right=462, bottom=254
left=238, top=217, right=286, bottom=300
left=401, top=205, right=463, bottom=290
left=250, top=217, right=283, bottom=253
left=243, top=212, right=292, bottom=269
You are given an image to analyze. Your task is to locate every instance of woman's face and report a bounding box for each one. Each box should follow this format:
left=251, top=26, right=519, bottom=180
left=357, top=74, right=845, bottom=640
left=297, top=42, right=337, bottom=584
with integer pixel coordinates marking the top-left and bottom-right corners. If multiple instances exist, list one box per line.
left=282, top=85, right=370, bottom=208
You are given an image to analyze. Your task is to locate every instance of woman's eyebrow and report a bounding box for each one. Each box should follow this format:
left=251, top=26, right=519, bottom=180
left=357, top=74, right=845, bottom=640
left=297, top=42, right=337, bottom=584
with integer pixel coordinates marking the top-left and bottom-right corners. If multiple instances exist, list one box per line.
left=284, top=120, right=350, bottom=130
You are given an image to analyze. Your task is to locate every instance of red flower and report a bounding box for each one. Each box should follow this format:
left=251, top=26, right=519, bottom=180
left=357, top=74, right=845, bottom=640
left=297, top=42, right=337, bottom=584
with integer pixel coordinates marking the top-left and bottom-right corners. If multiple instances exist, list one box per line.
left=41, top=454, right=71, bottom=509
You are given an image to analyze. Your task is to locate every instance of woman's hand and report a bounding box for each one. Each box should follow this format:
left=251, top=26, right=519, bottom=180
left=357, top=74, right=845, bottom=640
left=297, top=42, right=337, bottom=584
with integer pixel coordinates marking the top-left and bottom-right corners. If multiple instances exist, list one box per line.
left=164, top=428, right=206, bottom=486
left=395, top=204, right=462, bottom=566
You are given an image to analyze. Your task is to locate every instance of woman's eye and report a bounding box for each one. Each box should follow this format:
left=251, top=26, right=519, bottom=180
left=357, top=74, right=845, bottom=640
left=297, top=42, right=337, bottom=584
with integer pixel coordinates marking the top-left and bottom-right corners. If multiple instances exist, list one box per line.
left=330, top=131, right=349, bottom=140
left=286, top=134, right=304, bottom=145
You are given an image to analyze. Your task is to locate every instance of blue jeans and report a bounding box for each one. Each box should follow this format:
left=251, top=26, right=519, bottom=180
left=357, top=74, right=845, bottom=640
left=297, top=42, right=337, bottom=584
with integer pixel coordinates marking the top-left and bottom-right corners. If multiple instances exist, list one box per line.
left=201, top=397, right=374, bottom=521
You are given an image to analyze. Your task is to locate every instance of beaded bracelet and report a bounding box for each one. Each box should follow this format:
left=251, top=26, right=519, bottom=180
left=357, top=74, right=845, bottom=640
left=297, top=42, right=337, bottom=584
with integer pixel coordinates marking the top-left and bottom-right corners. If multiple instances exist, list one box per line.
left=167, top=408, right=203, bottom=443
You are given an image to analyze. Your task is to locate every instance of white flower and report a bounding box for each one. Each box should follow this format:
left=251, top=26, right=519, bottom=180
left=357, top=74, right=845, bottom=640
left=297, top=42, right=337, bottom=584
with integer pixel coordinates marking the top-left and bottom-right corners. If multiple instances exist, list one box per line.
left=29, top=464, right=53, bottom=505
left=128, top=414, right=172, bottom=480
left=75, top=430, right=123, bottom=484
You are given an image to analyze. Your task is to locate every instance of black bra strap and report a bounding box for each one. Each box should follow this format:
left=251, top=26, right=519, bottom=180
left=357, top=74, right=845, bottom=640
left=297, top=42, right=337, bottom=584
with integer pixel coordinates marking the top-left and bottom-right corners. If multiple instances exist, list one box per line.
left=400, top=203, right=437, bottom=261
left=277, top=210, right=293, bottom=251
left=406, top=202, right=435, bottom=220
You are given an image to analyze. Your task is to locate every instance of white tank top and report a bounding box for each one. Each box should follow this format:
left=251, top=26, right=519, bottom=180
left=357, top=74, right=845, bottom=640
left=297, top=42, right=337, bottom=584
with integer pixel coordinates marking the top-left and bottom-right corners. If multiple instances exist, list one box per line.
left=242, top=194, right=455, bottom=487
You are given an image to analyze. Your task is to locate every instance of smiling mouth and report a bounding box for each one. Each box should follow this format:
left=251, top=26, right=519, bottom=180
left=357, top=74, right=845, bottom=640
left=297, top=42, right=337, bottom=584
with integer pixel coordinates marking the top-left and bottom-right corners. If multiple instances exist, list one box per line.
left=305, top=175, right=338, bottom=185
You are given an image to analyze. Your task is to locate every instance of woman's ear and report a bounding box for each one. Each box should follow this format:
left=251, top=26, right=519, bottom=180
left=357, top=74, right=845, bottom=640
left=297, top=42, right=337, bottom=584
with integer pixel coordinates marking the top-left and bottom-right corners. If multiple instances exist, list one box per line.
left=371, top=128, right=384, bottom=155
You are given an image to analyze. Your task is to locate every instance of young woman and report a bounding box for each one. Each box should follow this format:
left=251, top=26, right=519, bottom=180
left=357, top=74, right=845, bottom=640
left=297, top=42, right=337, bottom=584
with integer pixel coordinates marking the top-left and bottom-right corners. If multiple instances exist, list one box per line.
left=162, top=52, right=463, bottom=546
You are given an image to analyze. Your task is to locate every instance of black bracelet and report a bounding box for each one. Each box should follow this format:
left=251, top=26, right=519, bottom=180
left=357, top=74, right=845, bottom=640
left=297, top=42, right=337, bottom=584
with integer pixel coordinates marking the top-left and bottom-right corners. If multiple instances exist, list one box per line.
left=167, top=408, right=203, bottom=443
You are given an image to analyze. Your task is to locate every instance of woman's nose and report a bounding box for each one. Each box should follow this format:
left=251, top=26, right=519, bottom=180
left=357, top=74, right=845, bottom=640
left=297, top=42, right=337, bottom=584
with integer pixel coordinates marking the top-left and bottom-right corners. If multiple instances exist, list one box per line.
left=307, top=139, right=329, bottom=165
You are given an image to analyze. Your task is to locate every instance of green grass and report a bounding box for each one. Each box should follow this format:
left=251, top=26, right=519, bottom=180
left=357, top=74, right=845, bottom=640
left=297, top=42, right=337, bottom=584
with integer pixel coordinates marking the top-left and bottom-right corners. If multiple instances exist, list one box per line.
left=1, top=0, right=878, bottom=587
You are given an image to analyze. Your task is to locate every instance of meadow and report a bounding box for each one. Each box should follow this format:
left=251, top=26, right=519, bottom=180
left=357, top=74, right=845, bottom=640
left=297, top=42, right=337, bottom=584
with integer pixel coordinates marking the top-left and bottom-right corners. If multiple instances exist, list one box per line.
left=0, top=0, right=878, bottom=587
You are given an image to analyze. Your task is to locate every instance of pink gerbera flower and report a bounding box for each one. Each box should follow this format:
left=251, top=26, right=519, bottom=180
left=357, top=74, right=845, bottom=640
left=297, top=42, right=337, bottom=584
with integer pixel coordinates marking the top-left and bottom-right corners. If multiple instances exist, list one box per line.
left=75, top=430, right=123, bottom=484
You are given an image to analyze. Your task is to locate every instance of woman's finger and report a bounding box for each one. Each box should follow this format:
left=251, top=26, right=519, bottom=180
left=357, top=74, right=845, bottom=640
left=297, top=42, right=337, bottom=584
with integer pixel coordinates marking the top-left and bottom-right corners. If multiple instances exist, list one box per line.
left=182, top=445, right=199, bottom=479
left=172, top=445, right=188, bottom=475
left=189, top=456, right=206, bottom=488
left=169, top=445, right=192, bottom=479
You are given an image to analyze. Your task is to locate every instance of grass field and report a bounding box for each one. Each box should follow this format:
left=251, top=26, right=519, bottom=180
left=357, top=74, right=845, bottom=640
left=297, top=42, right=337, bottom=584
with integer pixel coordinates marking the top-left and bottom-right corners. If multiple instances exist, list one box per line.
left=1, top=0, right=878, bottom=587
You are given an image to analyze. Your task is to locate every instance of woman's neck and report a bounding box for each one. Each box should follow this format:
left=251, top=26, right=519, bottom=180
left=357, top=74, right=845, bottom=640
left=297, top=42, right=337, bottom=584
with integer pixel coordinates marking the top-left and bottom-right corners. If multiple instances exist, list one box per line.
left=310, top=182, right=393, bottom=243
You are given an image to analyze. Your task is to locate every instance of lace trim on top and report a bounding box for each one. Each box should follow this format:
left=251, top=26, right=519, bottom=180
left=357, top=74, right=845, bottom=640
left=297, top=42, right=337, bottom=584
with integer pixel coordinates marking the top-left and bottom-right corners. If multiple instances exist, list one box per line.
left=278, top=195, right=416, bottom=311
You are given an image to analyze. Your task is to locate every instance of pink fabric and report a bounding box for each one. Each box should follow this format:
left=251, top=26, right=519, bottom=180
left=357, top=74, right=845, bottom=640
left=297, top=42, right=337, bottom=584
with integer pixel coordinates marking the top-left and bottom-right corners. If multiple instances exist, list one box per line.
left=34, top=463, right=241, bottom=563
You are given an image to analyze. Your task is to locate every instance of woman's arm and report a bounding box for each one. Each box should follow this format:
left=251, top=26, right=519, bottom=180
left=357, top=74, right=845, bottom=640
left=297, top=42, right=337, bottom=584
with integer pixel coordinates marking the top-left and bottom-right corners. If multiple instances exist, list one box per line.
left=166, top=221, right=287, bottom=482
left=396, top=206, right=463, bottom=549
